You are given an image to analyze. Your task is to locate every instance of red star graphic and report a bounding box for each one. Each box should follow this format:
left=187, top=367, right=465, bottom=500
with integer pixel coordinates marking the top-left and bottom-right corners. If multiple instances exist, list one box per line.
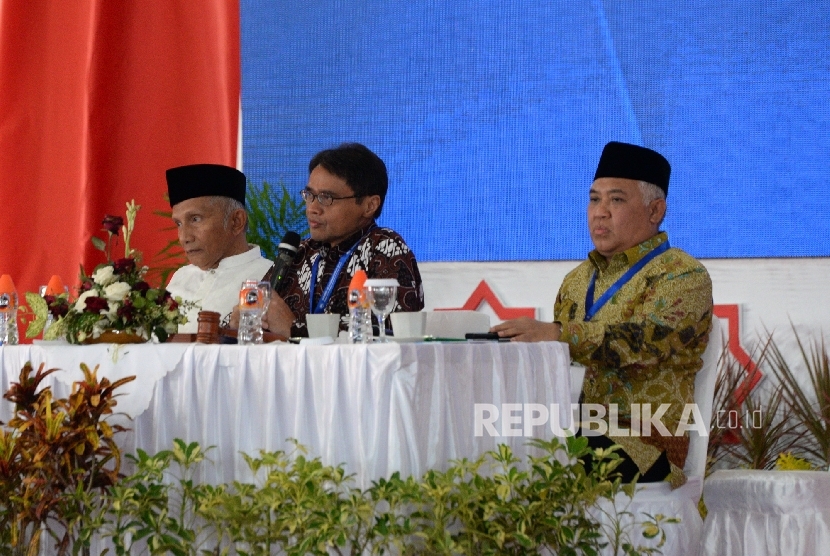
left=713, top=304, right=763, bottom=402
left=437, top=280, right=535, bottom=320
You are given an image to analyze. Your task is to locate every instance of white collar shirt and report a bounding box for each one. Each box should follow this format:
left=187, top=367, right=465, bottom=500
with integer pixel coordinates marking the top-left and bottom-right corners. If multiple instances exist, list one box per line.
left=166, top=244, right=273, bottom=333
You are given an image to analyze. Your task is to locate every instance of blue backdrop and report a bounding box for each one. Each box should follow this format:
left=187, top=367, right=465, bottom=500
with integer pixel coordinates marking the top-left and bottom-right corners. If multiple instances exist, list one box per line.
left=240, top=0, right=830, bottom=261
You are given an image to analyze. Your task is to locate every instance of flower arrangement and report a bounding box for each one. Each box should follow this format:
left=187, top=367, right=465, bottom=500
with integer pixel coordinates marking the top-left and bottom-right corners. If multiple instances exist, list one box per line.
left=26, top=201, right=193, bottom=344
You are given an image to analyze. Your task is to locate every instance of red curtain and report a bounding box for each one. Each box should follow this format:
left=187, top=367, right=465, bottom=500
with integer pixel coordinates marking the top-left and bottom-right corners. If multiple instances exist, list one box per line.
left=0, top=1, right=239, bottom=300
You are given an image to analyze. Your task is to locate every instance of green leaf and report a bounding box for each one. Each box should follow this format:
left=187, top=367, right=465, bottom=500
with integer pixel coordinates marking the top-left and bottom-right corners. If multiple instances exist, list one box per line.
left=91, top=235, right=107, bottom=252
left=24, top=292, right=49, bottom=338
left=515, top=531, right=534, bottom=549
left=641, top=522, right=660, bottom=539
left=246, top=180, right=309, bottom=261
left=43, top=314, right=68, bottom=341
left=154, top=325, right=168, bottom=344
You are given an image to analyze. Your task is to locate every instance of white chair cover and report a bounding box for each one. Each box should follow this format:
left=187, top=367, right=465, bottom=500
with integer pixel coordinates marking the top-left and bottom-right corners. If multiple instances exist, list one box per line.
left=589, top=316, right=723, bottom=556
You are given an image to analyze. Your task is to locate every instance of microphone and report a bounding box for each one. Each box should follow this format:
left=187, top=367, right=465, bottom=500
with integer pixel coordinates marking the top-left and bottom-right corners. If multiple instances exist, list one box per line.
left=267, top=231, right=301, bottom=295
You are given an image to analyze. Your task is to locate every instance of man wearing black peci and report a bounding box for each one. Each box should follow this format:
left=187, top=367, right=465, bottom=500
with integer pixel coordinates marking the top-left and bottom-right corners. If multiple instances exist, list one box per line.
left=492, top=142, right=713, bottom=487
left=166, top=164, right=273, bottom=333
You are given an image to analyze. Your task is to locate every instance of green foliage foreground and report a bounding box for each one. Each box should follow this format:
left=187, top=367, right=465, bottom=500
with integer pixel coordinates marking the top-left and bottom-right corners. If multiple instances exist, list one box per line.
left=1, top=363, right=675, bottom=555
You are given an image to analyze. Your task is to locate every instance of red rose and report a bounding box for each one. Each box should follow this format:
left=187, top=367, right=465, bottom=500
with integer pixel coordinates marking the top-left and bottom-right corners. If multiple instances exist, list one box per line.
left=133, top=281, right=151, bottom=294
left=117, top=300, right=135, bottom=322
left=112, top=258, right=136, bottom=275
left=159, top=289, right=178, bottom=310
left=83, top=296, right=109, bottom=314
left=102, top=215, right=124, bottom=235
left=44, top=295, right=69, bottom=318
left=79, top=280, right=94, bottom=293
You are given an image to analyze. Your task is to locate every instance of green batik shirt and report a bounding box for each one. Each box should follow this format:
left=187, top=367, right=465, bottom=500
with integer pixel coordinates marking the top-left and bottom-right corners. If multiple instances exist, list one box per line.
left=555, top=232, right=713, bottom=485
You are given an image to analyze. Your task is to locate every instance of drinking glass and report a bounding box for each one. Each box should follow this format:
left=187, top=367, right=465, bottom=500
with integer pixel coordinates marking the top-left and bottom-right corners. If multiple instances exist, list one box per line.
left=364, top=279, right=398, bottom=343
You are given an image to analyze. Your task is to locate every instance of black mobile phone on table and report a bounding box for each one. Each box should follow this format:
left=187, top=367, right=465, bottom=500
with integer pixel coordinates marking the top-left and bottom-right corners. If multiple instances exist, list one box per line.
left=465, top=332, right=502, bottom=341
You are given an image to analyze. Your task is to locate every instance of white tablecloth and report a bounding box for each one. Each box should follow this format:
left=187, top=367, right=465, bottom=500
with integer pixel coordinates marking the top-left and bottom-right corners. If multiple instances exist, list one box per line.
left=702, top=469, right=830, bottom=556
left=1, top=341, right=572, bottom=488
left=0, top=342, right=189, bottom=420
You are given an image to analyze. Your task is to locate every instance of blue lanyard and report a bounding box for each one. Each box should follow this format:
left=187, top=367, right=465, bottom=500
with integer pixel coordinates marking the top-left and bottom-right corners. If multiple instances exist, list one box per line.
left=584, top=240, right=671, bottom=322
left=309, top=226, right=375, bottom=314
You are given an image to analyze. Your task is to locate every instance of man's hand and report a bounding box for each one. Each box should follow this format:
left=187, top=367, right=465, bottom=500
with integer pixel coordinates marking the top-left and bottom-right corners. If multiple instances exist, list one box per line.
left=228, top=294, right=295, bottom=339
left=261, top=295, right=294, bottom=339
left=490, top=317, right=562, bottom=342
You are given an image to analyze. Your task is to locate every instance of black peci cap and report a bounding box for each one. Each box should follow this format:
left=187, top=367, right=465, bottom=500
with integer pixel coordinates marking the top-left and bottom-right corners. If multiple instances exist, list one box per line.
left=166, top=164, right=247, bottom=207
left=593, top=141, right=671, bottom=196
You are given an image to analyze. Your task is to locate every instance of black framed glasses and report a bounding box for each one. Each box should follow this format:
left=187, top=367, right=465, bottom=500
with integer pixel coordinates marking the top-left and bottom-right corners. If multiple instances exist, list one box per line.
left=300, top=188, right=359, bottom=206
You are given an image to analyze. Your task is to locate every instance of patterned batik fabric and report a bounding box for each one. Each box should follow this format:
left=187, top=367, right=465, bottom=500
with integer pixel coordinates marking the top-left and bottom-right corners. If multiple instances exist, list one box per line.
left=555, top=232, right=713, bottom=487
left=280, top=222, right=424, bottom=337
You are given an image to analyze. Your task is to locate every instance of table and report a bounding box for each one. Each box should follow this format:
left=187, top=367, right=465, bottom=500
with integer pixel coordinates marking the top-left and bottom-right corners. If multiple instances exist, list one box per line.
left=1, top=341, right=572, bottom=488
left=702, top=469, right=830, bottom=556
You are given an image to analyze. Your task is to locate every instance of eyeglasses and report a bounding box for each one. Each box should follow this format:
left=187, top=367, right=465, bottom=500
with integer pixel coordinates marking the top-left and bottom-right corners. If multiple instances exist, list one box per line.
left=300, top=188, right=359, bottom=207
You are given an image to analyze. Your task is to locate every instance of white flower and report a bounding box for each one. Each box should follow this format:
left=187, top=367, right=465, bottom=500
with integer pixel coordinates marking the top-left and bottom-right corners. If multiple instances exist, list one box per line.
left=105, top=301, right=120, bottom=320
left=92, top=266, right=115, bottom=286
left=74, top=290, right=97, bottom=312
left=104, top=282, right=131, bottom=302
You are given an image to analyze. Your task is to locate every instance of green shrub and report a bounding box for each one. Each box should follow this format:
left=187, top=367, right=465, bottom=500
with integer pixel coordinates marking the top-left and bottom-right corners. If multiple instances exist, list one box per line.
left=1, top=364, right=675, bottom=555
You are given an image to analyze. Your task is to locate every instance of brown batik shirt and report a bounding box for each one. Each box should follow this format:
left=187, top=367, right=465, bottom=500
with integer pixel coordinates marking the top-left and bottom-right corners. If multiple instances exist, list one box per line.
left=279, top=222, right=424, bottom=337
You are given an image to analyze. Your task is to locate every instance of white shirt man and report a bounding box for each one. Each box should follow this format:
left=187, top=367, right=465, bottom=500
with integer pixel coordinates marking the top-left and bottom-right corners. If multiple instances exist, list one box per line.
left=164, top=164, right=272, bottom=333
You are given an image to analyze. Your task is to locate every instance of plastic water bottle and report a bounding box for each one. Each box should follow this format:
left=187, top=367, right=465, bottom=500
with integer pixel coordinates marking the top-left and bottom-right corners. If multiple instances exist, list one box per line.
left=348, top=289, right=373, bottom=344
left=238, top=310, right=263, bottom=345
left=347, top=270, right=373, bottom=344
left=0, top=291, right=18, bottom=346
left=237, top=279, right=264, bottom=345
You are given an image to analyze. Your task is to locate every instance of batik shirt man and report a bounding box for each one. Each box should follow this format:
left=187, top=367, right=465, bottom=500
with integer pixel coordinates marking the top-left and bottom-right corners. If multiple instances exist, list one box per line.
left=280, top=222, right=424, bottom=337
left=555, top=232, right=712, bottom=486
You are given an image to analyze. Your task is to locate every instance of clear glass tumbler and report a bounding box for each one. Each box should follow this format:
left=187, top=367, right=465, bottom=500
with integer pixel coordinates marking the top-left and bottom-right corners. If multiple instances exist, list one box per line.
left=364, top=279, right=399, bottom=343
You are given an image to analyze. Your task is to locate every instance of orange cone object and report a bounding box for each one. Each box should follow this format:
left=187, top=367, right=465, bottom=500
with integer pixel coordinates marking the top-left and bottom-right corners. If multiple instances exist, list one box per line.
left=0, top=274, right=16, bottom=296
left=347, top=270, right=368, bottom=308
left=45, top=275, right=66, bottom=295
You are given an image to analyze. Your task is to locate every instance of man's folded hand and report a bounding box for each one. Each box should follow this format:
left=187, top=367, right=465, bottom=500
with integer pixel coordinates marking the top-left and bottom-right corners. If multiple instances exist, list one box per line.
left=490, top=317, right=561, bottom=342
